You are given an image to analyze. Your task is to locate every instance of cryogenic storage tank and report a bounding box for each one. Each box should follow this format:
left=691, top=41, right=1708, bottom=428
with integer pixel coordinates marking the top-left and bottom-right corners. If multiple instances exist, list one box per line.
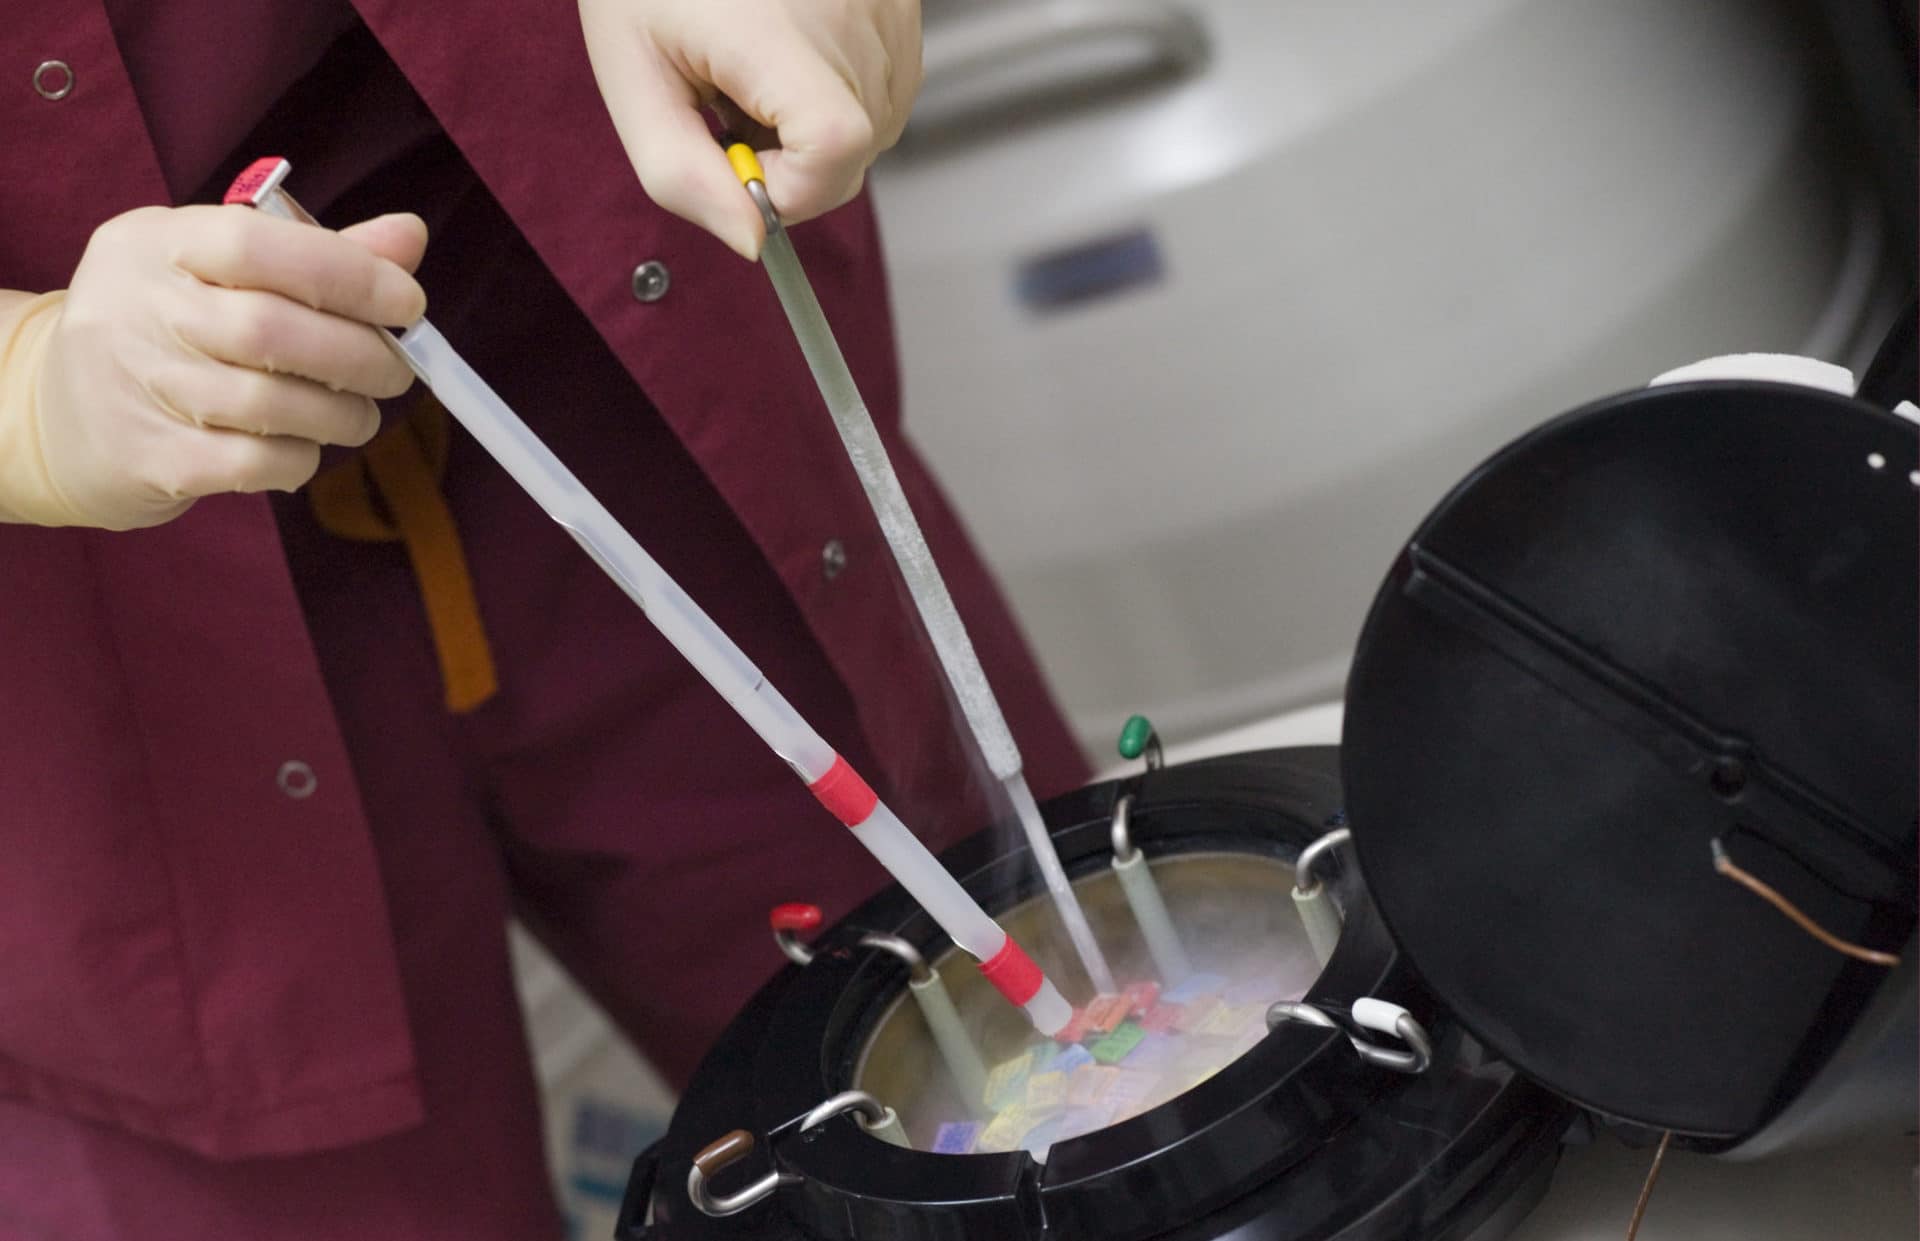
left=613, top=356, right=1917, bottom=1240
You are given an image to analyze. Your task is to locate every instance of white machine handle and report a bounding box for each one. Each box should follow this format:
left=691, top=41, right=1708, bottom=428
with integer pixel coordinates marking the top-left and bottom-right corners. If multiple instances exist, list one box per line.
left=907, top=0, right=1208, bottom=144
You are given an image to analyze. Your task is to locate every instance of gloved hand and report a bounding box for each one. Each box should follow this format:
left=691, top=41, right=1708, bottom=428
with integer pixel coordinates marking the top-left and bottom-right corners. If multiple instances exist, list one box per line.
left=0, top=205, right=427, bottom=531
left=579, top=0, right=922, bottom=259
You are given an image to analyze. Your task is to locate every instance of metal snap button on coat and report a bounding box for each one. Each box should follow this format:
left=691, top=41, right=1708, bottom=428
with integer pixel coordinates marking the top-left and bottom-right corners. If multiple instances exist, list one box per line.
left=33, top=60, right=74, bottom=101
left=631, top=261, right=671, bottom=303
left=277, top=760, right=318, bottom=800
left=821, top=538, right=848, bottom=581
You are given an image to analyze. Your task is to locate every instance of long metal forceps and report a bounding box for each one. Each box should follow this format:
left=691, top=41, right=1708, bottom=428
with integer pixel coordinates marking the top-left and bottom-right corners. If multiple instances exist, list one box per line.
left=727, top=142, right=1118, bottom=995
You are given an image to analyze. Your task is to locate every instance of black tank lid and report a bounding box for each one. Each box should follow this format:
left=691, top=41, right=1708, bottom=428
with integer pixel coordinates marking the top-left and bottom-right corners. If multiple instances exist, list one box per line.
left=1342, top=374, right=1918, bottom=1144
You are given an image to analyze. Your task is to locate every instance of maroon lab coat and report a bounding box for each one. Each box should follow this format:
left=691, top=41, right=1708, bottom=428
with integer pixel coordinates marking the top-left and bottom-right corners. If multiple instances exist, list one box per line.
left=0, top=0, right=1085, bottom=1173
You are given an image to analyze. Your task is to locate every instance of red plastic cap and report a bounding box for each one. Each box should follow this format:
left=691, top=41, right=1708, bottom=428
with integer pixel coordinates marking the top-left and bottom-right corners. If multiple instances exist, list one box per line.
left=223, top=156, right=287, bottom=205
left=977, top=936, right=1044, bottom=1007
left=806, top=755, right=879, bottom=827
left=769, top=903, right=824, bottom=933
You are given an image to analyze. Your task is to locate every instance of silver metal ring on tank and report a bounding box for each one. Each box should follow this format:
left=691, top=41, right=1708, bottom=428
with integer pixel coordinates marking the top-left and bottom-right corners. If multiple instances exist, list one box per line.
left=688, top=1091, right=897, bottom=1218
left=797, top=1090, right=892, bottom=1133
left=1292, top=826, right=1352, bottom=896
left=1266, top=999, right=1434, bottom=1075
left=773, top=927, right=815, bottom=967
left=1110, top=793, right=1140, bottom=864
left=686, top=1131, right=792, bottom=1218
left=856, top=931, right=933, bottom=985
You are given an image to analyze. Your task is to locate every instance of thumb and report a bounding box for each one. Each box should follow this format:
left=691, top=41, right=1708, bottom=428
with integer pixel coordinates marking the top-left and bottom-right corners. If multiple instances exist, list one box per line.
left=338, top=213, right=429, bottom=276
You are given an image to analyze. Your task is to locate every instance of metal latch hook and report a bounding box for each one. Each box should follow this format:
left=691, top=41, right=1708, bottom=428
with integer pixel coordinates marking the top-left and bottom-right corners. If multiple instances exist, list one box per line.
left=1267, top=997, right=1434, bottom=1075
left=687, top=1090, right=899, bottom=1219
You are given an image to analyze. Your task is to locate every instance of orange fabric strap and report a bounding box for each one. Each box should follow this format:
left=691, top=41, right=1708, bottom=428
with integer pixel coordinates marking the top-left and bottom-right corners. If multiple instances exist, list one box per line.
left=308, top=397, right=499, bottom=713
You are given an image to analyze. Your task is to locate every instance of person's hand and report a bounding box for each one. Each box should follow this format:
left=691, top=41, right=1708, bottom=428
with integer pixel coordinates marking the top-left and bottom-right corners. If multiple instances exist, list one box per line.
left=0, top=205, right=426, bottom=531
left=579, top=0, right=922, bottom=259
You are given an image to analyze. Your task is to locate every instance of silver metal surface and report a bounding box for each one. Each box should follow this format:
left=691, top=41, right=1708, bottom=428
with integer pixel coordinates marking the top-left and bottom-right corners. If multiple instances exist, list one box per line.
left=237, top=160, right=301, bottom=217
left=773, top=927, right=814, bottom=967
left=1292, top=826, right=1352, bottom=896
left=1378, top=1012, right=1434, bottom=1075
left=755, top=197, right=1024, bottom=782
left=799, top=1089, right=892, bottom=1134
left=857, top=931, right=933, bottom=985
left=686, top=1147, right=788, bottom=1218
left=821, top=537, right=848, bottom=581
left=749, top=157, right=1113, bottom=991
left=276, top=760, right=317, bottom=800
left=1266, top=999, right=1434, bottom=1075
left=745, top=180, right=782, bottom=239
left=32, top=60, right=73, bottom=101
left=1265, top=1000, right=1338, bottom=1031
left=630, top=260, right=671, bottom=303
left=1109, top=793, right=1138, bottom=863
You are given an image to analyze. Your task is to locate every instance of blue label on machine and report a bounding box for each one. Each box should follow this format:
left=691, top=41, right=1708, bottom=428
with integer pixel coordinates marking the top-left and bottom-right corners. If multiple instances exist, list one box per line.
left=1016, top=228, right=1165, bottom=313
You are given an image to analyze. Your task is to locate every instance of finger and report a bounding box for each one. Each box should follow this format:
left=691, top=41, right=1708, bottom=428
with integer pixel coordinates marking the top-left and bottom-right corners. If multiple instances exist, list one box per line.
left=878, top=2, right=923, bottom=150
left=173, top=205, right=427, bottom=327
left=840, top=19, right=901, bottom=155
left=338, top=213, right=430, bottom=279
left=581, top=9, right=765, bottom=258
left=711, top=99, right=776, bottom=153
left=716, top=41, right=876, bottom=222
left=148, top=358, right=381, bottom=447
left=153, top=429, right=323, bottom=500
left=179, top=285, right=416, bottom=399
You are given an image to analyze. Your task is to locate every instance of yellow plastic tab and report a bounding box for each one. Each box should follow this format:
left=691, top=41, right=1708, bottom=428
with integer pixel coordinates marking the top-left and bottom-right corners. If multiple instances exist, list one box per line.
left=726, top=143, right=766, bottom=186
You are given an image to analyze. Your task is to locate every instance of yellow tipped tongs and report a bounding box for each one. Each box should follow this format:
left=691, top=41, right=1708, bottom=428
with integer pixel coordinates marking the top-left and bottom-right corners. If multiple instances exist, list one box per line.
left=725, top=139, right=1122, bottom=994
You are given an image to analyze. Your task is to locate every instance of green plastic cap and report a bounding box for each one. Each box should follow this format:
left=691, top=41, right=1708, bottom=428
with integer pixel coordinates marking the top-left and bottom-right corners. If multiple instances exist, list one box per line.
left=1117, top=714, right=1156, bottom=760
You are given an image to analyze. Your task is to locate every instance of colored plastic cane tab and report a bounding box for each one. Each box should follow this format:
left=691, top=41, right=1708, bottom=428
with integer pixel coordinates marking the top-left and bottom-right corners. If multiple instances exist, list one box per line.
left=1090, top=1022, right=1146, bottom=1064
left=1082, top=994, right=1131, bottom=1034
left=726, top=143, right=766, bottom=187
left=978, top=936, right=1044, bottom=1007
left=1139, top=1003, right=1184, bottom=1035
left=1025, top=1070, right=1068, bottom=1109
left=982, top=1049, right=1035, bottom=1109
left=932, top=1122, right=980, bottom=1154
left=1053, top=1007, right=1094, bottom=1044
left=806, top=755, right=878, bottom=827
left=769, top=902, right=823, bottom=932
left=224, top=156, right=289, bottom=205
left=1066, top=1064, right=1117, bottom=1106
left=975, top=1103, right=1039, bottom=1154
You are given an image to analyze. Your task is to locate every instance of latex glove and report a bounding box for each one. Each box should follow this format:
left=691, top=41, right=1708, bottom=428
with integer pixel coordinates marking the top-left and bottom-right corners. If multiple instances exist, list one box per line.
left=579, top=0, right=922, bottom=259
left=0, top=205, right=426, bottom=530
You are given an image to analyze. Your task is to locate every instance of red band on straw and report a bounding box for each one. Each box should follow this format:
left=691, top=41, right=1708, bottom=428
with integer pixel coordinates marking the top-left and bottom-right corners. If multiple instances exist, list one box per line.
left=807, top=756, right=878, bottom=827
left=224, top=157, right=286, bottom=205
left=978, top=937, right=1044, bottom=1006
